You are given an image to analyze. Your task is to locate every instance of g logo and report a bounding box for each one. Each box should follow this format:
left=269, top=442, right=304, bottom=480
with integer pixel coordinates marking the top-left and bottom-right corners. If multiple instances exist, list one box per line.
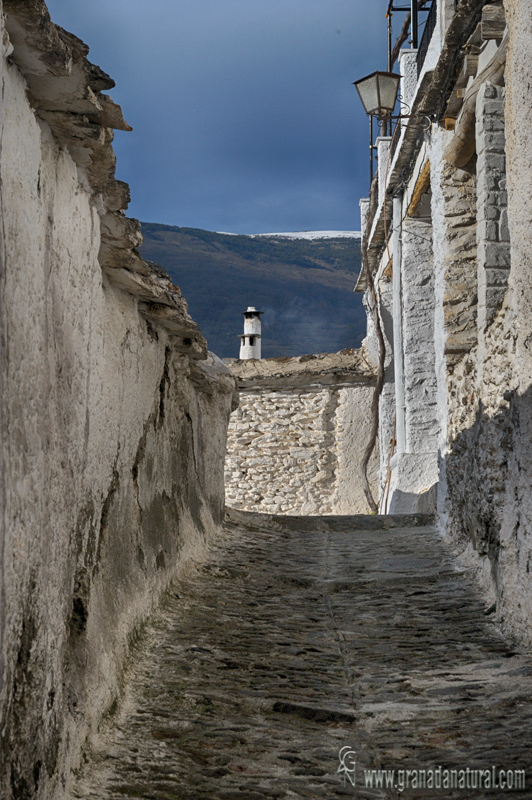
left=338, top=746, right=357, bottom=787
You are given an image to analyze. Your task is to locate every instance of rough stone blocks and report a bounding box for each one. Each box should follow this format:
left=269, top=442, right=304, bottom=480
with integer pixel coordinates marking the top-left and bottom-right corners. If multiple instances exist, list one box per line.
left=477, top=82, right=510, bottom=330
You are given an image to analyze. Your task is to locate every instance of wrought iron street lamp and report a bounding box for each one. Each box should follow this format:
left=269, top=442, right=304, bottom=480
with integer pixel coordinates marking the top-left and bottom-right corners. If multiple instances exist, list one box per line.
left=352, top=70, right=401, bottom=119
left=353, top=70, right=401, bottom=182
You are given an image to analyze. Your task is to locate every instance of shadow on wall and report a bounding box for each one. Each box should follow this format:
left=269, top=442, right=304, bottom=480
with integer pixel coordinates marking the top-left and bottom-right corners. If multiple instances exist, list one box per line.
left=442, top=385, right=517, bottom=584
left=388, top=379, right=516, bottom=547
left=391, top=381, right=515, bottom=560
left=429, top=380, right=532, bottom=648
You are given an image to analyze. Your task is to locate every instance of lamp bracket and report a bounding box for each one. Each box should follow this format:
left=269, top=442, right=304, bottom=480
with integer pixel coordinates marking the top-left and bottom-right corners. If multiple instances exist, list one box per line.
left=390, top=113, right=432, bottom=130
left=380, top=94, right=432, bottom=130
left=374, top=97, right=432, bottom=131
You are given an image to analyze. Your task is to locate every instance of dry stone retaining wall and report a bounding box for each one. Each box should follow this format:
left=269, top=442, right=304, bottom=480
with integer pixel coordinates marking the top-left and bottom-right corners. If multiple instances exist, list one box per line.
left=225, top=352, right=378, bottom=515
left=226, top=387, right=338, bottom=515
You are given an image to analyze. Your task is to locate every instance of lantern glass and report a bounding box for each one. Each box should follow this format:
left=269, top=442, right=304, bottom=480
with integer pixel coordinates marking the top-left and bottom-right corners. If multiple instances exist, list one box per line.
left=377, top=72, right=401, bottom=114
left=353, top=70, right=401, bottom=118
left=354, top=72, right=380, bottom=117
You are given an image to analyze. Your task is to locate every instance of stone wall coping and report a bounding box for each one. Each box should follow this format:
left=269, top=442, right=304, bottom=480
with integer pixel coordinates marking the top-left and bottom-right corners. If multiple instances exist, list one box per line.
left=224, top=348, right=376, bottom=390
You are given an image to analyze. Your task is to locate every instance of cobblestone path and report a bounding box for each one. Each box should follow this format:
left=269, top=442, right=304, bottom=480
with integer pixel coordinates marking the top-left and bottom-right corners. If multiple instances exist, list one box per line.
left=74, top=510, right=532, bottom=799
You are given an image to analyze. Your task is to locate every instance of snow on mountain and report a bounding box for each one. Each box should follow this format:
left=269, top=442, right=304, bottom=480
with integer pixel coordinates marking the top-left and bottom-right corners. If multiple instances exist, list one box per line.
left=251, top=231, right=362, bottom=240
left=215, top=230, right=361, bottom=240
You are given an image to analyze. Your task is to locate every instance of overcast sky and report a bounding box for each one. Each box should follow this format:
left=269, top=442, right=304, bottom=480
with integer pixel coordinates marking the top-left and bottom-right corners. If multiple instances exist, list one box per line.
left=46, top=0, right=389, bottom=234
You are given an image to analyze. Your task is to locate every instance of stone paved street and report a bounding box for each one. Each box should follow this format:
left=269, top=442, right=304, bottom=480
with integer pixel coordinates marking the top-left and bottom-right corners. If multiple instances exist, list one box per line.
left=73, top=510, right=532, bottom=799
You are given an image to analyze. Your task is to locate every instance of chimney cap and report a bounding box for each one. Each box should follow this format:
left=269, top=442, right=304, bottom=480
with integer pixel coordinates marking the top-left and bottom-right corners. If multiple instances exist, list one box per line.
left=242, top=306, right=264, bottom=316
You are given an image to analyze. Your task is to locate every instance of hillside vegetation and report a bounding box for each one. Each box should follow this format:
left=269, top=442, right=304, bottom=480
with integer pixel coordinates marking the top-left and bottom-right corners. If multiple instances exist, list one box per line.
left=140, top=223, right=365, bottom=358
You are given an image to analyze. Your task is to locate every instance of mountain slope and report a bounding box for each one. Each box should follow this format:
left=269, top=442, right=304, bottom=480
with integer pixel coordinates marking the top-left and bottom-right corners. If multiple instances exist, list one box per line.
left=139, top=223, right=366, bottom=358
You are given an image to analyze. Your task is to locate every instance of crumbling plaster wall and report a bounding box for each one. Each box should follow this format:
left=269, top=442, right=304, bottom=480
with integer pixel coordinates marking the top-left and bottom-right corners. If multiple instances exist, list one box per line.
left=0, top=4, right=235, bottom=799
left=224, top=353, right=378, bottom=515
left=332, top=385, right=379, bottom=514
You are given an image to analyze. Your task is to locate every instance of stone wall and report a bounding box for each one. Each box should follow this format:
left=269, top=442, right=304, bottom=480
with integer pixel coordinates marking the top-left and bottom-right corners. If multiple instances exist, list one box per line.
left=224, top=352, right=378, bottom=515
left=445, top=302, right=515, bottom=577
left=431, top=17, right=532, bottom=648
left=441, top=159, right=478, bottom=364
left=476, top=82, right=510, bottom=331
left=439, top=62, right=527, bottom=643
left=359, top=0, right=532, bottom=648
left=498, top=0, right=532, bottom=647
left=0, top=4, right=235, bottom=798
left=443, top=79, right=511, bottom=579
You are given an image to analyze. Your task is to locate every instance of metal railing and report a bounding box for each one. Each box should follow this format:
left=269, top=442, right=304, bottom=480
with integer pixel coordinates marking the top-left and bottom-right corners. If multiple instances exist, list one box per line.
left=417, top=0, right=437, bottom=76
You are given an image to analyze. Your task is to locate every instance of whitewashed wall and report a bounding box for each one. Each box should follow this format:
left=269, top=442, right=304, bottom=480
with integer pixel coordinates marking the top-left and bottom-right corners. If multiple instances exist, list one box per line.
left=0, top=5, right=235, bottom=798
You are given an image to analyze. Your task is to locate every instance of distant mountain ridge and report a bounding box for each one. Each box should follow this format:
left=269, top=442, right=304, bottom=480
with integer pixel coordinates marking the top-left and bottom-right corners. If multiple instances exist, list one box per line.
left=139, top=222, right=366, bottom=359
left=221, top=230, right=362, bottom=241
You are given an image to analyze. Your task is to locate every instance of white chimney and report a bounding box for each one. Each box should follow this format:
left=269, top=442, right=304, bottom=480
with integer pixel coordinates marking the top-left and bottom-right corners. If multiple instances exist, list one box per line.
left=239, top=306, right=263, bottom=359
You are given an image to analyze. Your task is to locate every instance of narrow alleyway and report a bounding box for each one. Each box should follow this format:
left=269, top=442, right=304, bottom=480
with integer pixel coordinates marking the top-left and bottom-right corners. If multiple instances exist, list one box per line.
left=74, top=510, right=532, bottom=799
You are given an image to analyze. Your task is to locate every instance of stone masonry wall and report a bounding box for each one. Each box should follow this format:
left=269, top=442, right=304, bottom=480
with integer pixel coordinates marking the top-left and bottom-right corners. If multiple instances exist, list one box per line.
left=226, top=387, right=340, bottom=515
left=445, top=302, right=515, bottom=580
left=441, top=0, right=532, bottom=649
left=498, top=0, right=532, bottom=648
left=443, top=81, right=511, bottom=577
left=476, top=82, right=510, bottom=332
left=441, top=55, right=530, bottom=645
left=437, top=147, right=482, bottom=579
left=0, top=5, right=235, bottom=799
left=441, top=158, right=478, bottom=366
left=434, top=149, right=480, bottom=553
left=360, top=0, right=532, bottom=648
left=224, top=352, right=378, bottom=515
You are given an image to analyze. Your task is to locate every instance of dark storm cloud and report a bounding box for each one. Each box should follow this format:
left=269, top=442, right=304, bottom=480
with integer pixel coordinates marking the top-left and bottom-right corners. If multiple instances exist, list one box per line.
left=45, top=0, right=389, bottom=233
